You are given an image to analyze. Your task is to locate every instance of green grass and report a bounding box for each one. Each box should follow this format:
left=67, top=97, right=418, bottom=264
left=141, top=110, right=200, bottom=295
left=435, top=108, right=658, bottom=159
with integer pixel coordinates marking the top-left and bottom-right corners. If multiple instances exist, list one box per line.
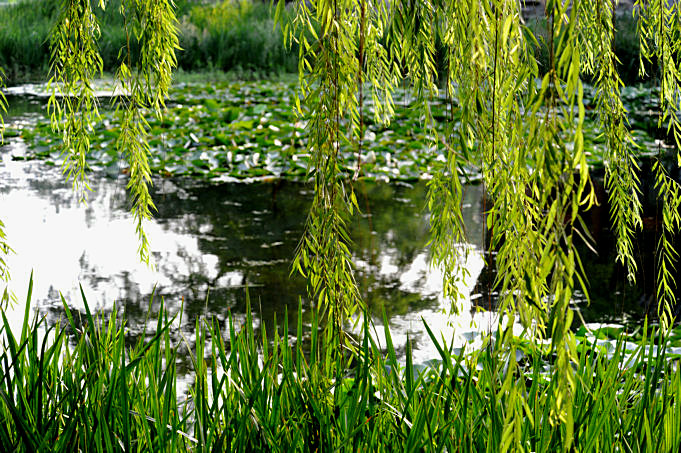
left=0, top=1, right=648, bottom=86
left=177, top=0, right=297, bottom=76
left=0, top=0, right=54, bottom=83
left=0, top=0, right=296, bottom=84
left=0, top=275, right=680, bottom=451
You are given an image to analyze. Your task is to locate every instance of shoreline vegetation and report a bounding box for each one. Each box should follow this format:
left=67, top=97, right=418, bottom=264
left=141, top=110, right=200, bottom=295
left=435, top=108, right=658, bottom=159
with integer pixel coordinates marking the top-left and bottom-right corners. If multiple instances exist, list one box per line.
left=1, top=277, right=680, bottom=450
left=0, top=0, right=648, bottom=86
left=0, top=0, right=297, bottom=85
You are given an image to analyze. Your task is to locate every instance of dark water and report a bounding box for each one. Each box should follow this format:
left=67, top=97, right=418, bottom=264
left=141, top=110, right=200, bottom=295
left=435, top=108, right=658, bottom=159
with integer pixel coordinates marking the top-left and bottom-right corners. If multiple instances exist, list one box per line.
left=1, top=133, right=490, bottom=362
left=0, top=92, right=671, bottom=367
left=471, top=163, right=681, bottom=326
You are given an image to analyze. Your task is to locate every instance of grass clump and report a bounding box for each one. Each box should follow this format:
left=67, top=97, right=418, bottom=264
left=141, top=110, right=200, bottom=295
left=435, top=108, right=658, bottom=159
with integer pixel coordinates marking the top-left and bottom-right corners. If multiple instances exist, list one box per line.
left=0, top=0, right=54, bottom=83
left=0, top=0, right=296, bottom=84
left=0, top=276, right=680, bottom=451
left=177, top=0, right=296, bottom=75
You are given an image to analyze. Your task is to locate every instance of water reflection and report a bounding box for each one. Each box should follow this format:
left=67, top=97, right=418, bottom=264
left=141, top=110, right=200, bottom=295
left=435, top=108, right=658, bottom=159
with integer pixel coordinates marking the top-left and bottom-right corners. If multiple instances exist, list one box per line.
left=3, top=91, right=670, bottom=368
left=3, top=132, right=670, bottom=367
left=471, top=164, right=681, bottom=325
left=1, top=136, right=495, bottom=361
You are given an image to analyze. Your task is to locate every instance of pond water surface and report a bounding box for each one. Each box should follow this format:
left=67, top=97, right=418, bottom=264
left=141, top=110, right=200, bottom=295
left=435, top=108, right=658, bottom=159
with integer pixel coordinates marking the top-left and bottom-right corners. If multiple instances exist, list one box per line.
left=1, top=137, right=494, bottom=362
left=0, top=91, right=661, bottom=366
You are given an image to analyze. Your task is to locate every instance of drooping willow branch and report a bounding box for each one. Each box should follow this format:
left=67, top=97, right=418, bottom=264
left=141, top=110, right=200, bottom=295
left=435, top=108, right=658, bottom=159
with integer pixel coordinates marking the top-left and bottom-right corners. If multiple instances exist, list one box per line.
left=581, top=0, right=642, bottom=285
left=635, top=0, right=681, bottom=329
left=0, top=69, right=10, bottom=297
left=48, top=0, right=104, bottom=201
left=47, top=0, right=179, bottom=264
left=428, top=0, right=484, bottom=311
left=116, top=0, right=180, bottom=264
left=282, top=0, right=396, bottom=360
left=0, top=68, right=6, bottom=138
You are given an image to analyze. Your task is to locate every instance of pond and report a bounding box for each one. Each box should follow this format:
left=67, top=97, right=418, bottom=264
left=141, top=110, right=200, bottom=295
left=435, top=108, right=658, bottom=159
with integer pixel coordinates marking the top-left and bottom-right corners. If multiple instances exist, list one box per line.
left=1, top=137, right=490, bottom=363
left=0, top=89, right=666, bottom=366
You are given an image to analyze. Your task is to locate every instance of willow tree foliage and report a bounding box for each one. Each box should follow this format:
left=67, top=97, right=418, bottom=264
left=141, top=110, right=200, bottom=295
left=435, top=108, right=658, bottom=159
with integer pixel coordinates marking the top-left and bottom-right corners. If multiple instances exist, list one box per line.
left=285, top=0, right=397, bottom=365
left=47, top=0, right=179, bottom=263
left=279, top=0, right=681, bottom=449
left=0, top=68, right=9, bottom=303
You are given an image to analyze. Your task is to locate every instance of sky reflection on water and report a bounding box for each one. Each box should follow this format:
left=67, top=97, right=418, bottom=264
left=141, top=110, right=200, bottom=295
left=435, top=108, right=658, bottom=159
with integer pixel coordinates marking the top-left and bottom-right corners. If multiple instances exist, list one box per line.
left=1, top=136, right=500, bottom=362
left=2, top=89, right=656, bottom=366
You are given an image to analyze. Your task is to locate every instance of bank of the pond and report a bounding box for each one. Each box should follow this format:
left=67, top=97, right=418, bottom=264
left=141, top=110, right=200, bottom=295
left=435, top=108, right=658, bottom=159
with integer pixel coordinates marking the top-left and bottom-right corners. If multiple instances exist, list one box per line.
left=0, top=0, right=651, bottom=86
left=1, top=280, right=680, bottom=451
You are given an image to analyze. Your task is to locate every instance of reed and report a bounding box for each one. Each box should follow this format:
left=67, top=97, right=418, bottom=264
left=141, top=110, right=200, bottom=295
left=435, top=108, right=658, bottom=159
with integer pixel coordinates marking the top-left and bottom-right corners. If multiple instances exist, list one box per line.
left=0, top=275, right=679, bottom=451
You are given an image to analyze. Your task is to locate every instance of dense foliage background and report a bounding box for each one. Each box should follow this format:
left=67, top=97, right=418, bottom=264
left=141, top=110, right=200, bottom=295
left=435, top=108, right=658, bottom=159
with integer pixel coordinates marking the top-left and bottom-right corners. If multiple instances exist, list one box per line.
left=0, top=0, right=297, bottom=83
left=0, top=0, right=652, bottom=84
